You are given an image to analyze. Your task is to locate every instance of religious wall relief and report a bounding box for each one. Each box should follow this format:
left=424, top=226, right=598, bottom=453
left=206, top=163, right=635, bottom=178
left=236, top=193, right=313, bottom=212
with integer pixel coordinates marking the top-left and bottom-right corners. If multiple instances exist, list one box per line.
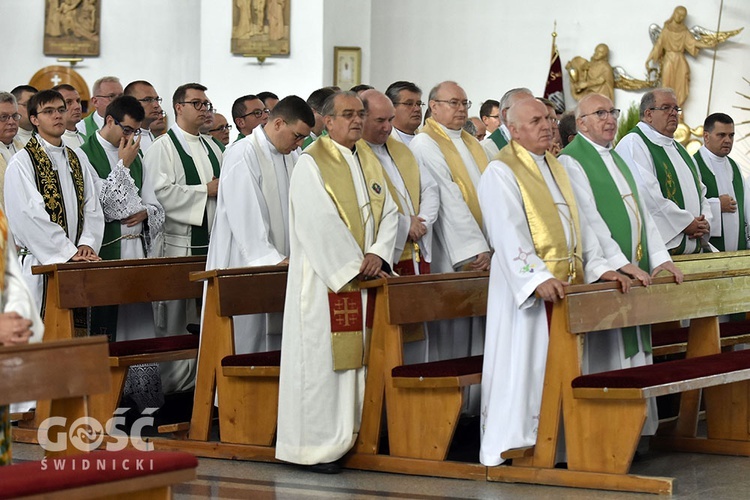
left=44, top=0, right=100, bottom=56
left=232, top=0, right=290, bottom=57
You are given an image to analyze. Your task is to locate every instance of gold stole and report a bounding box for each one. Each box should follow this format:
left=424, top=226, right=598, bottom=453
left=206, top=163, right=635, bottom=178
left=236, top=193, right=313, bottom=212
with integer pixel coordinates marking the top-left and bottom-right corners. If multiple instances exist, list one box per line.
left=0, top=208, right=7, bottom=291
left=419, top=117, right=488, bottom=226
left=497, top=141, right=584, bottom=284
left=305, top=135, right=387, bottom=370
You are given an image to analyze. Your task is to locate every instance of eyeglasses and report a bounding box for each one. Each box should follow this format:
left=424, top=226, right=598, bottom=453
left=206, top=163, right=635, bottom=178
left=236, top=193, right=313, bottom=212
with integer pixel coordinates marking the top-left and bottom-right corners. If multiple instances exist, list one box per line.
left=94, top=93, right=123, bottom=100
left=580, top=108, right=621, bottom=120
left=394, top=101, right=425, bottom=108
left=179, top=100, right=214, bottom=112
left=114, top=119, right=142, bottom=136
left=209, top=124, right=232, bottom=132
left=38, top=107, right=67, bottom=116
left=0, top=113, right=21, bottom=122
left=138, top=97, right=163, bottom=104
left=547, top=117, right=560, bottom=125
left=283, top=121, right=308, bottom=141
left=330, top=110, right=366, bottom=120
left=433, top=99, right=472, bottom=109
left=486, top=114, right=500, bottom=119
left=649, top=105, right=682, bottom=114
left=240, top=108, right=270, bottom=119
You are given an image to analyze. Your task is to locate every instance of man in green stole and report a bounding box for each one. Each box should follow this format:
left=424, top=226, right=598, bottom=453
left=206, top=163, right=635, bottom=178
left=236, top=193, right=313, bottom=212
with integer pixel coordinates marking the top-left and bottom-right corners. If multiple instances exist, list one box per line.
left=694, top=113, right=749, bottom=251
left=143, top=83, right=222, bottom=394
left=123, top=80, right=164, bottom=153
left=478, top=98, right=630, bottom=466
left=615, top=88, right=716, bottom=255
left=277, top=91, right=398, bottom=472
left=76, top=76, right=123, bottom=139
left=560, top=93, right=684, bottom=435
left=231, top=94, right=268, bottom=142
left=480, top=87, right=534, bottom=160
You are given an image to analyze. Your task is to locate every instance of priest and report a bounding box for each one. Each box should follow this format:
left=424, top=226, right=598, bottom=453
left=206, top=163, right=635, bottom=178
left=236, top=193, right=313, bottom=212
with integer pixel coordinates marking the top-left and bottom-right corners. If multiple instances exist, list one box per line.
left=76, top=76, right=123, bottom=138
left=276, top=91, right=398, bottom=472
left=0, top=92, right=24, bottom=208
left=478, top=98, right=630, bottom=466
left=10, top=85, right=37, bottom=147
left=52, top=84, right=85, bottom=149
left=480, top=88, right=534, bottom=160
left=693, top=113, right=749, bottom=251
left=4, top=89, right=103, bottom=312
left=615, top=88, right=716, bottom=254
left=206, top=95, right=314, bottom=354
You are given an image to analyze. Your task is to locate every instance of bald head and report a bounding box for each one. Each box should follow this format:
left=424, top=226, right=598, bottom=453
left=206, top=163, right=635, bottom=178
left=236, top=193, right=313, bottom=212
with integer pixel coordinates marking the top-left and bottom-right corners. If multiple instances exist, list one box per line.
left=429, top=81, right=469, bottom=130
left=507, top=99, right=553, bottom=155
left=500, top=88, right=534, bottom=126
left=361, top=90, right=395, bottom=145
left=575, top=93, right=619, bottom=147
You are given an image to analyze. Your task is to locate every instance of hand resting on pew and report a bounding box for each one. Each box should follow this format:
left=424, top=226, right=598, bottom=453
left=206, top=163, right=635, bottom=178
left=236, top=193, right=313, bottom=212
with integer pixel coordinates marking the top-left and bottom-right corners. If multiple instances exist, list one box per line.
left=70, top=244, right=102, bottom=262
left=535, top=270, right=631, bottom=303
left=360, top=253, right=390, bottom=280
left=651, top=260, right=684, bottom=283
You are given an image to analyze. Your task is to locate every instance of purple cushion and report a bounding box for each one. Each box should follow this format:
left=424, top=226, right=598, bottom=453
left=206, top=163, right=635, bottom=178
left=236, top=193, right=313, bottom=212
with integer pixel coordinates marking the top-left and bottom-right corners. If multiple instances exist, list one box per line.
left=109, top=335, right=199, bottom=357
left=222, top=350, right=281, bottom=367
left=392, top=355, right=483, bottom=378
left=0, top=450, right=197, bottom=499
left=572, top=349, right=750, bottom=389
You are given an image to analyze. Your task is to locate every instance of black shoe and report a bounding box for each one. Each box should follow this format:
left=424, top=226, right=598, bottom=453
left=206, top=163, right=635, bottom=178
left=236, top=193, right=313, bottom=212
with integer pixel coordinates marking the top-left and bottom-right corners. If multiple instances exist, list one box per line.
left=305, top=461, right=342, bottom=474
left=554, top=462, right=568, bottom=469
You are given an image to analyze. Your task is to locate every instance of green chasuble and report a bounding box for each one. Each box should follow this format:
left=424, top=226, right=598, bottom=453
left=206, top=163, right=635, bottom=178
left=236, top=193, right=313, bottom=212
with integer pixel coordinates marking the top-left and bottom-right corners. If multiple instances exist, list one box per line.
left=234, top=132, right=245, bottom=143
left=167, top=129, right=221, bottom=255
left=693, top=151, right=747, bottom=251
left=82, top=113, right=100, bottom=138
left=302, top=129, right=327, bottom=150
left=562, top=135, right=651, bottom=357
left=630, top=126, right=702, bottom=255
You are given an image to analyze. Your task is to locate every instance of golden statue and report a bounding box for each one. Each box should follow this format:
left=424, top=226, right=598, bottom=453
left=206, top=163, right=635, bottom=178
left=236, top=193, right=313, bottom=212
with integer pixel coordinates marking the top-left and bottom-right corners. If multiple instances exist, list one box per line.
left=646, top=5, right=742, bottom=107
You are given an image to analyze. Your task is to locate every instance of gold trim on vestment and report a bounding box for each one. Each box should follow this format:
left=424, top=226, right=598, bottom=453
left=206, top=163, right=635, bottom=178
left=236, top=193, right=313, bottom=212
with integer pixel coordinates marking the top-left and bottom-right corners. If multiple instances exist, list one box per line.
left=419, top=117, right=488, bottom=227
left=497, top=140, right=584, bottom=283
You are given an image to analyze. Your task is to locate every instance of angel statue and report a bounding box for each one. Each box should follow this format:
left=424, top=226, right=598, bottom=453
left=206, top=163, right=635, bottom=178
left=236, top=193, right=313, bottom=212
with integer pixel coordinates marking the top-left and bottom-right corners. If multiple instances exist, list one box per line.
left=647, top=5, right=742, bottom=107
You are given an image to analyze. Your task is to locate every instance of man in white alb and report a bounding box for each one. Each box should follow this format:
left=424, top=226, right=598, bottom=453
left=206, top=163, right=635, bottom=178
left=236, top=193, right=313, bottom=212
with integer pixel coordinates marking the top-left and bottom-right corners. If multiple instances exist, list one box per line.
left=385, top=81, right=425, bottom=146
left=77, top=76, right=123, bottom=139
left=11, top=85, right=37, bottom=147
left=480, top=87, right=534, bottom=160
left=124, top=80, right=165, bottom=153
left=52, top=84, right=85, bottom=149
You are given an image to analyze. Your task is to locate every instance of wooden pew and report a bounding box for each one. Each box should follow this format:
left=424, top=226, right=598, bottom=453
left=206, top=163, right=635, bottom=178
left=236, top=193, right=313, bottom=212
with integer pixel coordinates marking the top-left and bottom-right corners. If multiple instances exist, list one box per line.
left=345, top=271, right=489, bottom=480
left=0, top=337, right=197, bottom=498
left=152, top=266, right=286, bottom=461
left=488, top=270, right=750, bottom=494
left=15, top=257, right=206, bottom=443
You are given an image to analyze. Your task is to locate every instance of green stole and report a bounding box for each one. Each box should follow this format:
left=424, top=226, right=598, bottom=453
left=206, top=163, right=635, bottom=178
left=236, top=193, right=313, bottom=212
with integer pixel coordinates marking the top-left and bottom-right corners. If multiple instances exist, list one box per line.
left=81, top=133, right=144, bottom=261
left=562, top=135, right=651, bottom=357
left=82, top=113, right=99, bottom=138
left=693, top=151, right=747, bottom=251
left=167, top=129, right=220, bottom=255
left=488, top=127, right=508, bottom=152
left=302, top=129, right=328, bottom=150
left=235, top=132, right=245, bottom=143
left=209, top=135, right=226, bottom=152
left=631, top=126, right=701, bottom=254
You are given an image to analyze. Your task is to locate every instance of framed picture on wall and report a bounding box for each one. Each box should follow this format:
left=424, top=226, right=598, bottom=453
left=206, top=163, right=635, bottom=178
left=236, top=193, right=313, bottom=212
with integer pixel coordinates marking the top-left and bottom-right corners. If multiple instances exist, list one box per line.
left=333, top=47, right=361, bottom=90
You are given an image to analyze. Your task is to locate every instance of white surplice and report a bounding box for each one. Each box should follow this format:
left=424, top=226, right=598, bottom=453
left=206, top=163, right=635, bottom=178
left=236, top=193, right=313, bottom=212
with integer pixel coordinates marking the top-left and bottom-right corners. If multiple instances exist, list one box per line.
left=276, top=140, right=398, bottom=465
left=205, top=128, right=297, bottom=354
left=390, top=127, right=415, bottom=146
left=696, top=146, right=750, bottom=251
left=478, top=152, right=612, bottom=466
left=480, top=124, right=510, bottom=161
left=61, top=129, right=85, bottom=149
left=409, top=124, right=489, bottom=374
left=3, top=136, right=104, bottom=310
left=560, top=135, right=674, bottom=434
left=76, top=132, right=165, bottom=342
left=14, top=128, right=33, bottom=147
left=144, top=124, right=223, bottom=392
left=138, top=129, right=155, bottom=153
left=615, top=122, right=717, bottom=253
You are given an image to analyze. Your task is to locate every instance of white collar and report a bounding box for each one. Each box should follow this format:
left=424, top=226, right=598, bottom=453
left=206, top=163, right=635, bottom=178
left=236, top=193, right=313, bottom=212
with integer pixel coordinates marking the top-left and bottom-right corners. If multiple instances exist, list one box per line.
left=580, top=132, right=612, bottom=154
left=637, top=121, right=674, bottom=147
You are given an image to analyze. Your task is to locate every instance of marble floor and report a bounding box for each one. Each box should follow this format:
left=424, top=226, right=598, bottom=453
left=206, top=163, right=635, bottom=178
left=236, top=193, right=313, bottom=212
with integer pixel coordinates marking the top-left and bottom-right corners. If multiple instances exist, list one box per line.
left=11, top=439, right=750, bottom=499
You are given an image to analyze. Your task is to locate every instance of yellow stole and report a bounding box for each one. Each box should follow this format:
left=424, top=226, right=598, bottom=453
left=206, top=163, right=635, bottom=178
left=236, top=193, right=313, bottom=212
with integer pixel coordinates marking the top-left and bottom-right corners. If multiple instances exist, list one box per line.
left=0, top=208, right=7, bottom=291
left=357, top=136, right=421, bottom=263
left=420, top=117, right=488, bottom=226
left=305, top=135, right=388, bottom=371
left=497, top=140, right=584, bottom=284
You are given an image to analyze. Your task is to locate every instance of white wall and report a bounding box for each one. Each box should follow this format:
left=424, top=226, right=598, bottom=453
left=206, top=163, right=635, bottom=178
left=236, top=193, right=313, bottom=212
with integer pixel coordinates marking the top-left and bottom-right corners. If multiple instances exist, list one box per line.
left=322, top=0, right=372, bottom=87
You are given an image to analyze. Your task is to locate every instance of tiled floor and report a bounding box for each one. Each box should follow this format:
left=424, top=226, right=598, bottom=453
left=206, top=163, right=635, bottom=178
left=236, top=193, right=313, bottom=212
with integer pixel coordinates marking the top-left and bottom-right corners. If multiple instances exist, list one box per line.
left=11, top=440, right=750, bottom=499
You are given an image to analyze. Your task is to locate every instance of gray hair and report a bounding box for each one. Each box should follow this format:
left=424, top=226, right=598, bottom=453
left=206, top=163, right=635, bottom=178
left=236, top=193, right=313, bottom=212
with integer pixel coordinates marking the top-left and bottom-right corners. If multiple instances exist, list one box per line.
left=640, top=88, right=676, bottom=119
left=462, top=119, right=477, bottom=136
left=385, top=81, right=422, bottom=104
left=92, top=76, right=121, bottom=95
left=320, top=91, right=359, bottom=117
left=0, top=91, right=17, bottom=106
left=500, top=88, right=533, bottom=125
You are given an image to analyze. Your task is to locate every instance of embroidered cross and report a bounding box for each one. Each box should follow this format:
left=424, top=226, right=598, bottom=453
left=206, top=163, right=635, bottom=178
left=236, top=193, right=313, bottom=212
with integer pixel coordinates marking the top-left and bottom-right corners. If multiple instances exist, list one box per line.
left=333, top=297, right=360, bottom=328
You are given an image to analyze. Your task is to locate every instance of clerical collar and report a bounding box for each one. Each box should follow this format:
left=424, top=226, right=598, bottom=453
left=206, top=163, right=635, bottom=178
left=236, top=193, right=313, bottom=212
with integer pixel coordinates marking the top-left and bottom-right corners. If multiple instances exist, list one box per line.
left=638, top=121, right=674, bottom=147
left=437, top=122, right=462, bottom=139
left=95, top=130, right=118, bottom=152
left=701, top=145, right=728, bottom=164
left=528, top=150, right=546, bottom=162
left=366, top=141, right=387, bottom=154
left=331, top=138, right=356, bottom=155
left=580, top=132, right=612, bottom=153
left=38, top=134, right=64, bottom=150
left=394, top=128, right=415, bottom=140
left=175, top=124, right=200, bottom=140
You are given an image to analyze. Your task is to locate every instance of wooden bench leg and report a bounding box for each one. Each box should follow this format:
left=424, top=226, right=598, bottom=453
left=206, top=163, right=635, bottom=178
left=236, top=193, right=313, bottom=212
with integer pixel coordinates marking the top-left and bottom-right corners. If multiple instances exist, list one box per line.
left=217, top=375, right=279, bottom=446
left=565, top=398, right=646, bottom=474
left=704, top=380, right=750, bottom=441
left=89, top=366, right=128, bottom=429
left=387, top=387, right=463, bottom=461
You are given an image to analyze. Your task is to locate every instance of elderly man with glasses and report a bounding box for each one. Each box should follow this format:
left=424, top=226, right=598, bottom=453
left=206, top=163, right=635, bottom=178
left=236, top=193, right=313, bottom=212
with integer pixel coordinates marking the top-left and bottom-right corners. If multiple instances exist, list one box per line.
left=77, top=76, right=123, bottom=138
left=0, top=92, right=25, bottom=207
left=408, top=81, right=489, bottom=395
left=4, top=89, right=103, bottom=312
left=143, top=82, right=223, bottom=394
left=616, top=88, right=716, bottom=255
